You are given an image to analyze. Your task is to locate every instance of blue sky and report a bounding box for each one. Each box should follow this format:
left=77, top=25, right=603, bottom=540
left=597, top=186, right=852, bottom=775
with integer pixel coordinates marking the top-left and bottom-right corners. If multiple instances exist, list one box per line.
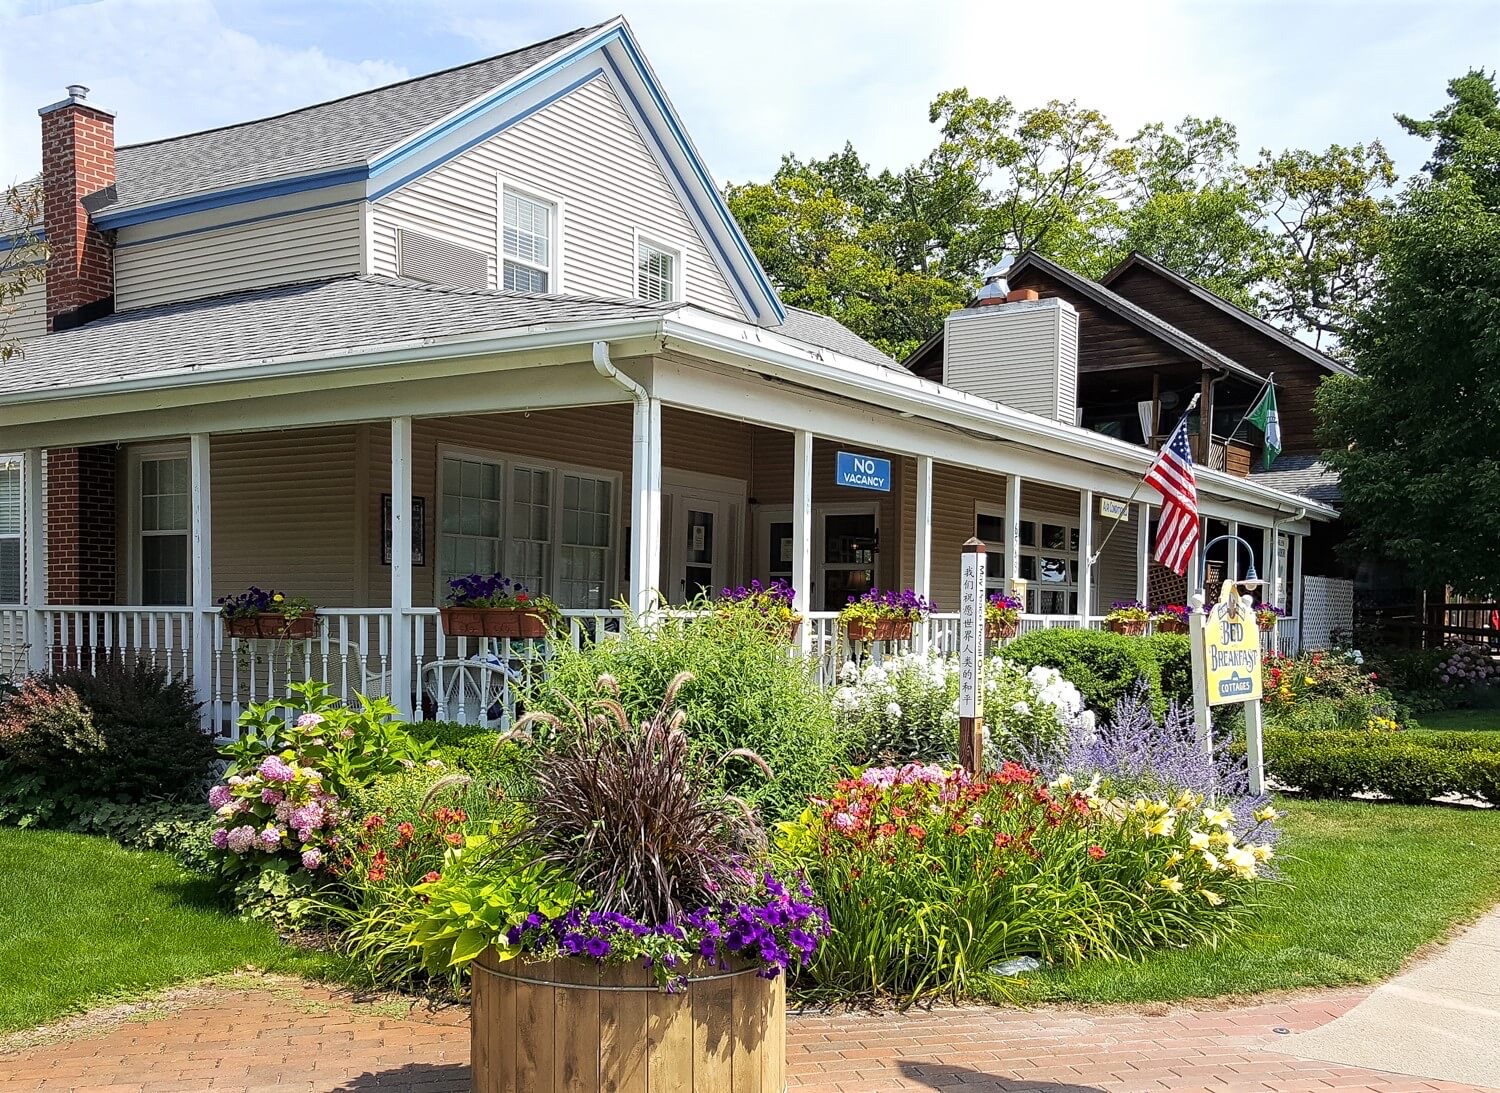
left=1, top=0, right=1496, bottom=192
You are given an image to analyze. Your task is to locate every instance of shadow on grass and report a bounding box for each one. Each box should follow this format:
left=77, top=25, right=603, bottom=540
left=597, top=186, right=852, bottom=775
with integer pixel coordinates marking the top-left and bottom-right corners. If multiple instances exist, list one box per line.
left=155, top=872, right=229, bottom=913
left=897, top=1059, right=1104, bottom=1092
left=330, top=1062, right=469, bottom=1091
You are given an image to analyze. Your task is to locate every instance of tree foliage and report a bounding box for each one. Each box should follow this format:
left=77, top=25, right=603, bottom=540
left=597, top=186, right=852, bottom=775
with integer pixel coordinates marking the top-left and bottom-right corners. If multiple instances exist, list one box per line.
left=1319, top=70, right=1500, bottom=597
left=727, top=94, right=1396, bottom=361
left=0, top=184, right=46, bottom=361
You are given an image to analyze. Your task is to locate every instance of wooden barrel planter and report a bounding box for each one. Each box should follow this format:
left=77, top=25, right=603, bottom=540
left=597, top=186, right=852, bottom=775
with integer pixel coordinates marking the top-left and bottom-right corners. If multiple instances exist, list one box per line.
left=471, top=947, right=786, bottom=1093
left=439, top=606, right=551, bottom=639
left=223, top=612, right=318, bottom=640
left=844, top=618, right=914, bottom=643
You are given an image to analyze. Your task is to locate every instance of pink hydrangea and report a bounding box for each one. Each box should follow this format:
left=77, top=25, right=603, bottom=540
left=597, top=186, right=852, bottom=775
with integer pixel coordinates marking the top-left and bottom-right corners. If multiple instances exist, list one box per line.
left=225, top=825, right=258, bottom=853
left=210, top=828, right=230, bottom=850
left=258, top=827, right=282, bottom=850
left=260, top=787, right=285, bottom=805
left=207, top=784, right=232, bottom=809
left=295, top=713, right=325, bottom=729
left=274, top=800, right=294, bottom=823
left=301, top=848, right=323, bottom=870
left=288, top=803, right=324, bottom=832
left=258, top=755, right=296, bottom=783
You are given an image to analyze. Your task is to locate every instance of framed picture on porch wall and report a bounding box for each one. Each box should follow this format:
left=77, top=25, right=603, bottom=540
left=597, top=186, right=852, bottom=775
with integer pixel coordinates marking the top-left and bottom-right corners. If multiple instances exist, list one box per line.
left=381, top=494, right=427, bottom=567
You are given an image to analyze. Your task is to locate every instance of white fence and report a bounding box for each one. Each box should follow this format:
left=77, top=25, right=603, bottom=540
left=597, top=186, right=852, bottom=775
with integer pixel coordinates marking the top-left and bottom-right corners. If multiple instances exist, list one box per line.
left=2, top=603, right=1299, bottom=733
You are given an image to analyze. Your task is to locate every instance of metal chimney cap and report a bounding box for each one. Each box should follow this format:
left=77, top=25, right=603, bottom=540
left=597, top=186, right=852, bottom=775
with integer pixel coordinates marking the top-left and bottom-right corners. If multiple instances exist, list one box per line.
left=66, top=85, right=89, bottom=99
left=982, top=253, right=1014, bottom=282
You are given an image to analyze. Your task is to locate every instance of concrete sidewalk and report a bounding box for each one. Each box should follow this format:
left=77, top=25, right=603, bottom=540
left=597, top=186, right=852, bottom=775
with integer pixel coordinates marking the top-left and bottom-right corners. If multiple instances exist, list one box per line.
left=1279, top=911, right=1500, bottom=1088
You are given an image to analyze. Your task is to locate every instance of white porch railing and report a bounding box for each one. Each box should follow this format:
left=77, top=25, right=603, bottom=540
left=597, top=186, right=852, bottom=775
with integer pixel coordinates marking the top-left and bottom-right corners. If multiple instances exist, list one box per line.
left=40, top=606, right=194, bottom=677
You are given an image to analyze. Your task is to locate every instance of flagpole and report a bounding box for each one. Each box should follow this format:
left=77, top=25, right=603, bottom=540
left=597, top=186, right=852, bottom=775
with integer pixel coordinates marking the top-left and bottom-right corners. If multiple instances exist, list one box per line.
left=1223, top=373, right=1275, bottom=445
left=1088, top=392, right=1201, bottom=570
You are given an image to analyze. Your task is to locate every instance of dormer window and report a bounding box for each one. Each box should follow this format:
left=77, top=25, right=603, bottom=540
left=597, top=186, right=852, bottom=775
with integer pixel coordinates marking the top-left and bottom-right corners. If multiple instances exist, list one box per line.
left=636, top=235, right=681, bottom=303
left=501, top=187, right=556, bottom=293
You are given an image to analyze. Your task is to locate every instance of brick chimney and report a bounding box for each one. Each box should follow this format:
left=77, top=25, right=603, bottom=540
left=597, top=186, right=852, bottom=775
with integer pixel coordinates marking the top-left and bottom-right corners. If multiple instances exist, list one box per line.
left=39, top=85, right=118, bottom=607
left=40, top=84, right=115, bottom=331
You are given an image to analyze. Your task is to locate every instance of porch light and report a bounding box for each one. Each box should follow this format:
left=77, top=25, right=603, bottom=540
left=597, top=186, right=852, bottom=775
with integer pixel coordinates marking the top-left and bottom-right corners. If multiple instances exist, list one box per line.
left=1199, top=534, right=1264, bottom=592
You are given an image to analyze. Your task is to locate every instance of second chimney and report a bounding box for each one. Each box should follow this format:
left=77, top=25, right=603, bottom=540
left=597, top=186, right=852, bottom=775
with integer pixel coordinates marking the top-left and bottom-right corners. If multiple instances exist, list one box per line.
left=941, top=296, right=1079, bottom=425
left=40, top=84, right=115, bottom=331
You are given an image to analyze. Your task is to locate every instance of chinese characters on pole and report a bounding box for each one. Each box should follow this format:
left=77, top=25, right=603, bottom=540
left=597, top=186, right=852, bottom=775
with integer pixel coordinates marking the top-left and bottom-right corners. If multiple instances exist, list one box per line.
left=958, top=537, right=987, bottom=775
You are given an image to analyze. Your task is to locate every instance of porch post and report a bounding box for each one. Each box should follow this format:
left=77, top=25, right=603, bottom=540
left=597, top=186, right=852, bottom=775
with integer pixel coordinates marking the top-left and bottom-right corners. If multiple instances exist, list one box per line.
left=1226, top=520, right=1240, bottom=581
left=629, top=396, right=663, bottom=617
left=1263, top=525, right=1279, bottom=652
left=1004, top=475, right=1021, bottom=591
left=1291, top=532, right=1305, bottom=653
left=1135, top=501, right=1150, bottom=605
left=389, top=416, right=414, bottom=721
left=791, top=430, right=813, bottom=656
left=188, top=434, right=214, bottom=715
left=23, top=448, right=45, bottom=676
left=1077, top=489, right=1094, bottom=619
left=913, top=456, right=933, bottom=652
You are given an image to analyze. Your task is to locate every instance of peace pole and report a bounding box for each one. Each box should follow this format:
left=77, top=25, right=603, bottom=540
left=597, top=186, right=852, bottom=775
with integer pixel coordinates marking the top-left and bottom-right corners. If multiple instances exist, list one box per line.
left=958, top=537, right=988, bottom=776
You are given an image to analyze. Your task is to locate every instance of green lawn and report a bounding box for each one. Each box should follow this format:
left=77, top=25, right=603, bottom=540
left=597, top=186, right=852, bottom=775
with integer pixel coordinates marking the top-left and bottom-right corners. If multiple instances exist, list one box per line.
left=1413, top=707, right=1500, bottom=732
left=1008, top=798, right=1500, bottom=1005
left=0, top=827, right=332, bottom=1032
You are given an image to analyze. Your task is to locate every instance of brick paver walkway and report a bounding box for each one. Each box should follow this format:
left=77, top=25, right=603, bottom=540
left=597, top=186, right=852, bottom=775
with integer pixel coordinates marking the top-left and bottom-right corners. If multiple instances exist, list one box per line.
left=0, top=976, right=1492, bottom=1092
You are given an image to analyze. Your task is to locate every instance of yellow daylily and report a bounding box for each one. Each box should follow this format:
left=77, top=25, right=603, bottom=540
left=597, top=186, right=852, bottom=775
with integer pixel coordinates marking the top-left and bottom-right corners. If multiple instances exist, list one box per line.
left=1158, top=876, right=1184, bottom=894
left=1146, top=814, right=1177, bottom=838
left=1199, top=888, right=1224, bottom=906
left=1224, top=845, right=1258, bottom=878
left=1202, top=806, right=1234, bottom=830
left=1165, top=850, right=1184, bottom=867
left=1201, top=851, right=1223, bottom=872
left=1253, top=805, right=1279, bottom=823
left=1189, top=830, right=1211, bottom=851
left=1251, top=843, right=1275, bottom=863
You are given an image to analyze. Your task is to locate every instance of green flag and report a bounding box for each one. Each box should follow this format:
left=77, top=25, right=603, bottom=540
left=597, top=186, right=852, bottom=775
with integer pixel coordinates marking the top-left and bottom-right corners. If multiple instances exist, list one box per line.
left=1247, top=383, right=1281, bottom=469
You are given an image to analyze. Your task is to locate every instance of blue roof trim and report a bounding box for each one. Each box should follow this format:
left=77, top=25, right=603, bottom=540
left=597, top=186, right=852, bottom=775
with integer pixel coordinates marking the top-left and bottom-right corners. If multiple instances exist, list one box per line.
left=368, top=27, right=621, bottom=180
left=0, top=226, right=45, bottom=253
left=113, top=195, right=363, bottom=250
left=367, top=67, right=605, bottom=202
left=604, top=36, right=784, bottom=324
left=93, top=165, right=368, bottom=231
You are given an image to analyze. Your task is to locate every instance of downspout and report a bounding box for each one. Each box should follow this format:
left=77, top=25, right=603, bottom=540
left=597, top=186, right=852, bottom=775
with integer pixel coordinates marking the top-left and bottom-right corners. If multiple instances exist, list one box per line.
left=593, top=341, right=659, bottom=616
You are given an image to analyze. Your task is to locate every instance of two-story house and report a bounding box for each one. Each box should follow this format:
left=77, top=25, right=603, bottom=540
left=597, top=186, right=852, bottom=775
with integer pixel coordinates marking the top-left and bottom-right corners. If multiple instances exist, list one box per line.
left=0, top=17, right=1334, bottom=730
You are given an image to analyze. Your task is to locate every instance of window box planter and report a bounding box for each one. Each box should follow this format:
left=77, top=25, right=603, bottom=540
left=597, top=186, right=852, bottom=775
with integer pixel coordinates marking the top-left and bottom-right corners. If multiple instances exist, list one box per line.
left=471, top=948, right=785, bottom=1093
left=439, top=605, right=551, bottom=639
left=986, top=618, right=1019, bottom=641
left=844, top=618, right=914, bottom=643
left=223, top=612, right=318, bottom=640
left=1106, top=618, right=1149, bottom=637
left=1152, top=615, right=1188, bottom=635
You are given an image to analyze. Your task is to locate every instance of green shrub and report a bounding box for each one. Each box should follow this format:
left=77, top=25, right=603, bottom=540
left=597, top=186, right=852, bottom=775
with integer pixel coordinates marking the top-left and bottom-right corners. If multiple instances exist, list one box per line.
left=1146, top=633, right=1193, bottom=709
left=409, top=720, right=506, bottom=775
left=1004, top=629, right=1164, bottom=715
left=1261, top=728, right=1500, bottom=804
left=523, top=611, right=840, bottom=822
left=0, top=662, right=213, bottom=827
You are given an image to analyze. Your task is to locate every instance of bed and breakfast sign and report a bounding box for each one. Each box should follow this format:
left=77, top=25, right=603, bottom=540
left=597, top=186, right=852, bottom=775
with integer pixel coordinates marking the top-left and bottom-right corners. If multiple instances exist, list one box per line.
left=1202, top=580, right=1263, bottom=707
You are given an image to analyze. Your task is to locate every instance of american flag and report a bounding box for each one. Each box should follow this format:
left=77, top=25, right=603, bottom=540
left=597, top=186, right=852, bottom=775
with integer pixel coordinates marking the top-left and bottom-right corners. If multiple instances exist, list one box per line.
left=1144, top=415, right=1200, bottom=576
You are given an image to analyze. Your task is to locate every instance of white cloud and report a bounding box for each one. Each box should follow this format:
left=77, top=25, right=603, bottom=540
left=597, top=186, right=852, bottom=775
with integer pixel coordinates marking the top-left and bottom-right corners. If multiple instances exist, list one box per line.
left=0, top=0, right=407, bottom=184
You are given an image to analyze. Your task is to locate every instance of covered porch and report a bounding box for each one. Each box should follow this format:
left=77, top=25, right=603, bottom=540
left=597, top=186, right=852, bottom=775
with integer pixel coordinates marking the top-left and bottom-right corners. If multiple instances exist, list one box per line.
left=0, top=317, right=1316, bottom=734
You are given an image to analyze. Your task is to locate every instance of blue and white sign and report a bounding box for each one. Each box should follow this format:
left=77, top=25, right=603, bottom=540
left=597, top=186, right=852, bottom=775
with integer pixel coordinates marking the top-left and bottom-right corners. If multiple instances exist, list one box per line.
left=835, top=451, right=891, bottom=492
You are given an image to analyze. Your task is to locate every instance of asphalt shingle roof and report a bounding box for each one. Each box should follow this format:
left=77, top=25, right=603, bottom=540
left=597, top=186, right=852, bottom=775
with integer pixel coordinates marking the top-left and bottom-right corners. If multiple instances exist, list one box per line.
left=780, top=307, right=900, bottom=369
left=88, top=24, right=604, bottom=217
left=0, top=276, right=900, bottom=397
left=1250, top=453, right=1342, bottom=505
left=0, top=276, right=676, bottom=396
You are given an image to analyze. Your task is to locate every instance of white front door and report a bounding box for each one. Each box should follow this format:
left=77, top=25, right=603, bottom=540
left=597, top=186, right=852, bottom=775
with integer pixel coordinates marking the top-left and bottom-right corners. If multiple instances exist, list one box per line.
left=667, top=494, right=727, bottom=605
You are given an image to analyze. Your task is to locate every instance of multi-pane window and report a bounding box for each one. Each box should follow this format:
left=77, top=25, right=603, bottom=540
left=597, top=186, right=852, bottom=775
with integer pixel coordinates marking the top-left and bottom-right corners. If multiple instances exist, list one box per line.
left=1017, top=517, right=1080, bottom=615
left=559, top=474, right=613, bottom=609
left=501, top=189, right=553, bottom=293
left=140, top=456, right=190, bottom=605
left=439, top=456, right=504, bottom=587
left=506, top=466, right=551, bottom=594
left=0, top=458, right=20, bottom=604
left=636, top=239, right=678, bottom=302
left=438, top=456, right=615, bottom=610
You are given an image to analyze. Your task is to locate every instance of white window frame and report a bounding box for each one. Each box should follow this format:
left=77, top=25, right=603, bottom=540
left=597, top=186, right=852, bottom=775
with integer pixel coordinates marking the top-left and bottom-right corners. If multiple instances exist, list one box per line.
left=812, top=501, right=881, bottom=614
left=433, top=444, right=621, bottom=610
left=1015, top=509, right=1080, bottom=615
left=0, top=453, right=21, bottom=606
left=973, top=501, right=1010, bottom=596
left=633, top=229, right=685, bottom=303
left=126, top=442, right=191, bottom=605
left=496, top=179, right=565, bottom=294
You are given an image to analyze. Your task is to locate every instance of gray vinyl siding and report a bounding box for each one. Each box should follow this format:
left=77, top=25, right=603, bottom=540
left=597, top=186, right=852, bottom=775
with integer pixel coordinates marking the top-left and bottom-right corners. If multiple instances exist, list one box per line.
left=7, top=276, right=46, bottom=342
left=372, top=72, right=744, bottom=317
left=942, top=299, right=1079, bottom=424
left=114, top=203, right=364, bottom=311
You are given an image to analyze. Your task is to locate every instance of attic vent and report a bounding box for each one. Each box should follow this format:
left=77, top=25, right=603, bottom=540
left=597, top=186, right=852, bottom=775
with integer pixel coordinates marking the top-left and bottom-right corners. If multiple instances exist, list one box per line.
left=396, top=229, right=489, bottom=289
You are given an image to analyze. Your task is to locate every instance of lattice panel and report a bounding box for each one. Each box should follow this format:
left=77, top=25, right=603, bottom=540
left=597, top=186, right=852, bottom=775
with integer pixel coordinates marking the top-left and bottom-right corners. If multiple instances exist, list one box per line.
left=1302, top=576, right=1354, bottom=650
